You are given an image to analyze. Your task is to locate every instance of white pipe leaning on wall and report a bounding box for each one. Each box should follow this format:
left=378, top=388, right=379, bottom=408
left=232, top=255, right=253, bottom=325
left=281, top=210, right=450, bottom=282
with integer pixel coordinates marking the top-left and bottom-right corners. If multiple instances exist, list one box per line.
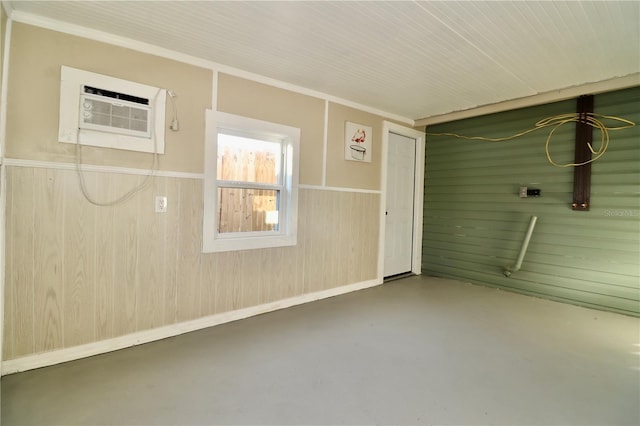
left=504, top=215, right=538, bottom=277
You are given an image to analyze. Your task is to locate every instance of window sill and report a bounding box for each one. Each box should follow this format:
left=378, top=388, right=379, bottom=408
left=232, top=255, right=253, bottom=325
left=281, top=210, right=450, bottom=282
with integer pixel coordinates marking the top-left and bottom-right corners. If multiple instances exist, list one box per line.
left=203, top=234, right=297, bottom=253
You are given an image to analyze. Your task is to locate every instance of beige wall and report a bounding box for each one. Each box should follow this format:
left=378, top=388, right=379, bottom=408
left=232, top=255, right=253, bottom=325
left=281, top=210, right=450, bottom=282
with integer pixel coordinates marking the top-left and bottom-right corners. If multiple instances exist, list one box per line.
left=2, top=22, right=391, bottom=362
left=6, top=23, right=212, bottom=173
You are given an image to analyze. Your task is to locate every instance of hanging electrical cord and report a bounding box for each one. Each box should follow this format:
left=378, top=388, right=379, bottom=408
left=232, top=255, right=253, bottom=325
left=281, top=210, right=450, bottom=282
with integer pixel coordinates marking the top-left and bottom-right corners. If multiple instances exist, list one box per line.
left=426, top=112, right=636, bottom=167
left=167, top=90, right=179, bottom=131
left=75, top=88, right=163, bottom=206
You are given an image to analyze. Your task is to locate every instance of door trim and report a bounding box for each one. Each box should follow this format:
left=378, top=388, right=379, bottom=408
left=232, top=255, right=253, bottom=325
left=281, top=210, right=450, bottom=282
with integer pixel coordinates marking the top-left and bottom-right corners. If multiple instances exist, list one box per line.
left=378, top=122, right=425, bottom=281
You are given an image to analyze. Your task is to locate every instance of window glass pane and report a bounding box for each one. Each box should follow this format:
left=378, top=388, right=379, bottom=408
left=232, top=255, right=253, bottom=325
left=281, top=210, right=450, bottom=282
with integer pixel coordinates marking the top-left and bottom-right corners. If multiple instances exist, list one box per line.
left=217, top=187, right=280, bottom=233
left=217, top=134, right=281, bottom=184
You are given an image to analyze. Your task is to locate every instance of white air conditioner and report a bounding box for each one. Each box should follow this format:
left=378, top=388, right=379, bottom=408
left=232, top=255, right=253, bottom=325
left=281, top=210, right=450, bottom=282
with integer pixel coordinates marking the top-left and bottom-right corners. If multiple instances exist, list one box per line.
left=59, top=66, right=166, bottom=154
left=79, top=86, right=152, bottom=138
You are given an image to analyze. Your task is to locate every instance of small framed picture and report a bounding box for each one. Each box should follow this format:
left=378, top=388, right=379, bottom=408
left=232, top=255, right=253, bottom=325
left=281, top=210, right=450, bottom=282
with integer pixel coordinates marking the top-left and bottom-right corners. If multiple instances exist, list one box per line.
left=345, top=121, right=372, bottom=163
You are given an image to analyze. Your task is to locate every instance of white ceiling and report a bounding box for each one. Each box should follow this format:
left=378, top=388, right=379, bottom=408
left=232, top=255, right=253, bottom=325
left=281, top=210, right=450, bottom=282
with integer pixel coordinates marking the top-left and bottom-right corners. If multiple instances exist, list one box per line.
left=5, top=1, right=640, bottom=122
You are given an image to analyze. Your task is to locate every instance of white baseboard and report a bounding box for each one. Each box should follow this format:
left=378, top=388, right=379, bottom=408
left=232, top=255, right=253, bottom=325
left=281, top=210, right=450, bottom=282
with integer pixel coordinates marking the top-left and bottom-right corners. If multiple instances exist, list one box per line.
left=1, top=278, right=382, bottom=376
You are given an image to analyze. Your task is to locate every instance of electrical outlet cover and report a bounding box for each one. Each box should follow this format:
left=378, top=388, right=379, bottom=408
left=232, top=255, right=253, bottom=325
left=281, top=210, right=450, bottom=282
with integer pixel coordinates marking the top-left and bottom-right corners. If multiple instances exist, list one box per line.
left=155, top=196, right=167, bottom=213
left=519, top=186, right=528, bottom=198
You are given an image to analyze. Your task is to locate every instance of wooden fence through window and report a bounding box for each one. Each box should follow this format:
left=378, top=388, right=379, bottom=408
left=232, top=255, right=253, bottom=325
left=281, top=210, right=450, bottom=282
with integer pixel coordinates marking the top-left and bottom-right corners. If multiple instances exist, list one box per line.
left=217, top=146, right=278, bottom=233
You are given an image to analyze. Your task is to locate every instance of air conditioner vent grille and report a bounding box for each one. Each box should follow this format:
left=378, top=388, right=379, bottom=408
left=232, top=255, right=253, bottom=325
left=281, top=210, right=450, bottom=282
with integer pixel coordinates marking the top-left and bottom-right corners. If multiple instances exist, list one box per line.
left=83, top=85, right=149, bottom=105
left=80, top=93, right=152, bottom=138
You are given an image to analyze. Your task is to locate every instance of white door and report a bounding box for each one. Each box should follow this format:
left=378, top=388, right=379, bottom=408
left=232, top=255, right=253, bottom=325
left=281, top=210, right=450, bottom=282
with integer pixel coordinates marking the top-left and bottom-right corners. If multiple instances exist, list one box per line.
left=384, top=132, right=417, bottom=277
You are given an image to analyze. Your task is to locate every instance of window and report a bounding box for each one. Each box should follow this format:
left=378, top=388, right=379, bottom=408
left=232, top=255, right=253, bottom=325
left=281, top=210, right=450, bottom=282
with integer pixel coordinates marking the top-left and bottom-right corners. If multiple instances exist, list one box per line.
left=203, top=111, right=300, bottom=252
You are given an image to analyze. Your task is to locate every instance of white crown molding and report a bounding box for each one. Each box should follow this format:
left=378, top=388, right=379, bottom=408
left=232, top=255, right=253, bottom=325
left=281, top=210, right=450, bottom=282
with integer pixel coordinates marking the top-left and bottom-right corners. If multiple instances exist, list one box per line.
left=1, top=1, right=13, bottom=18
left=10, top=9, right=215, bottom=70
left=10, top=10, right=414, bottom=126
left=416, top=73, right=640, bottom=127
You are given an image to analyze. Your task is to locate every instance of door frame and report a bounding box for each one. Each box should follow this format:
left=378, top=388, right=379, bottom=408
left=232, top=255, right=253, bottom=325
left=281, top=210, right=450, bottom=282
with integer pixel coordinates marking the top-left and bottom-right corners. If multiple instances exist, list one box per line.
left=378, top=121, right=426, bottom=281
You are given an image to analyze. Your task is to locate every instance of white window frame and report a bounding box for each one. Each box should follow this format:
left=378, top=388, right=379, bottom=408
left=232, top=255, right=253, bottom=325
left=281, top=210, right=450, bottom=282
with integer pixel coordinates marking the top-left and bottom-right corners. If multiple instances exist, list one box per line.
left=203, top=110, right=300, bottom=253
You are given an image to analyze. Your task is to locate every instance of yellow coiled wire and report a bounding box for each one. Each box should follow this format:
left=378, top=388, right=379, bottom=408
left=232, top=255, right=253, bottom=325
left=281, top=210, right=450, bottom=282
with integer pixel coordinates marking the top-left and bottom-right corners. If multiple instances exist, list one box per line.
left=426, top=113, right=636, bottom=167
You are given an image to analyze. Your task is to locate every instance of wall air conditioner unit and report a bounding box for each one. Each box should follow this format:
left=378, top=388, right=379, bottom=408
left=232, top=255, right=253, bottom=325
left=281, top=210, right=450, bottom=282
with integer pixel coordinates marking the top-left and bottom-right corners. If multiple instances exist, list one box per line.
left=59, top=66, right=166, bottom=154
left=79, top=85, right=152, bottom=138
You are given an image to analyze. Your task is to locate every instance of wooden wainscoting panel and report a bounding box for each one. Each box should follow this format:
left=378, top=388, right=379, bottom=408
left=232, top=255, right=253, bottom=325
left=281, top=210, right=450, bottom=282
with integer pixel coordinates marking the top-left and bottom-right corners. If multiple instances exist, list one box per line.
left=163, top=177, right=181, bottom=326
left=175, top=178, right=203, bottom=322
left=94, top=171, right=115, bottom=341
left=62, top=170, right=97, bottom=347
left=348, top=193, right=363, bottom=284
left=337, top=191, right=354, bottom=285
left=297, top=189, right=380, bottom=294
left=291, top=192, right=307, bottom=298
left=304, top=189, right=329, bottom=293
left=32, top=168, right=65, bottom=353
left=212, top=251, right=243, bottom=313
left=199, top=254, right=217, bottom=317
left=298, top=189, right=311, bottom=294
left=3, top=172, right=382, bottom=362
left=366, top=193, right=379, bottom=281
left=211, top=252, right=229, bottom=315
left=229, top=251, right=244, bottom=311
left=300, top=189, right=313, bottom=294
left=3, top=168, right=15, bottom=360
left=239, top=250, right=262, bottom=308
left=261, top=247, right=283, bottom=303
left=353, top=192, right=377, bottom=283
left=112, top=174, right=142, bottom=337
left=210, top=253, right=229, bottom=314
left=328, top=190, right=344, bottom=290
left=258, top=248, right=273, bottom=305
left=305, top=188, right=329, bottom=292
left=363, top=193, right=380, bottom=282
left=136, top=176, right=167, bottom=332
left=279, top=246, right=300, bottom=300
left=4, top=167, right=36, bottom=358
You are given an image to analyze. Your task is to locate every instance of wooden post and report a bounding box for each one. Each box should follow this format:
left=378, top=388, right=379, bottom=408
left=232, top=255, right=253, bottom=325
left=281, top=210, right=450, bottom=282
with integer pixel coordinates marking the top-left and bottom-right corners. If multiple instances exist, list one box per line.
left=572, top=95, right=594, bottom=211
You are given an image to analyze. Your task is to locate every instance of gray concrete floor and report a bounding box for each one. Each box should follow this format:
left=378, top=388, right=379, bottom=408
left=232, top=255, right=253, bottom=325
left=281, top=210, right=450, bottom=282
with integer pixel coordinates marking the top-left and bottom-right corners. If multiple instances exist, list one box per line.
left=2, top=276, right=639, bottom=425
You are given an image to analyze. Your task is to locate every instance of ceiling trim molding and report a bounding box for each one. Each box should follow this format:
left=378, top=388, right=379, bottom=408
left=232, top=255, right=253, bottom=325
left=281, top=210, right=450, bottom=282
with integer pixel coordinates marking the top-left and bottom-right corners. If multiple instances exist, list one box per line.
left=1, top=1, right=13, bottom=18
left=416, top=74, right=640, bottom=127
left=9, top=10, right=414, bottom=126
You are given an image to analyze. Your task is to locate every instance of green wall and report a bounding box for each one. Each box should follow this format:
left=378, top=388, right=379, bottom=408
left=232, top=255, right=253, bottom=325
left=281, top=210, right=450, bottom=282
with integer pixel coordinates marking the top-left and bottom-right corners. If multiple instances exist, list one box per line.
left=422, top=86, right=640, bottom=316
